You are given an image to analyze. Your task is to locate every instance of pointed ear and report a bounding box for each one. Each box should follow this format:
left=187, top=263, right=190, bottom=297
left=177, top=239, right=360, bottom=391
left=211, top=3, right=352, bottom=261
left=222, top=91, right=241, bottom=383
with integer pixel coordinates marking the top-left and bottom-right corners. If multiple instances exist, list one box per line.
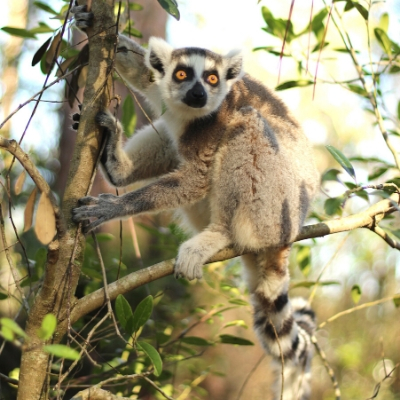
left=224, top=49, right=243, bottom=81
left=145, top=37, right=173, bottom=76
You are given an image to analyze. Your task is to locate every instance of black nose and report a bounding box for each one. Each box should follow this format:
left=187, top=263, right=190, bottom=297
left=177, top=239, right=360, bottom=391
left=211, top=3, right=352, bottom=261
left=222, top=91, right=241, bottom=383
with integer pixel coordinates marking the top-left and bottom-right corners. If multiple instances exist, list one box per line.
left=183, top=82, right=207, bottom=108
left=191, top=82, right=205, bottom=98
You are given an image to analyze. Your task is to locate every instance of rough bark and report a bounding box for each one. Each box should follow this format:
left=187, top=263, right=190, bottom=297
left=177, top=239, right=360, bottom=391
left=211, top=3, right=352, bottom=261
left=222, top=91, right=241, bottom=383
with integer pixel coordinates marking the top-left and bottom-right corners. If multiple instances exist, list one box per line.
left=16, top=1, right=115, bottom=399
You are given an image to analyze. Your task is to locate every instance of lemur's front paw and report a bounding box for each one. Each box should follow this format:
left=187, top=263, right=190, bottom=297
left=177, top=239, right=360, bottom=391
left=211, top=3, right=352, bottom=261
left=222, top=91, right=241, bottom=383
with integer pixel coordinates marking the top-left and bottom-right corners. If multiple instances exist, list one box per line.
left=72, top=193, right=122, bottom=233
left=174, top=242, right=204, bottom=280
left=71, top=4, right=94, bottom=30
left=95, top=110, right=118, bottom=132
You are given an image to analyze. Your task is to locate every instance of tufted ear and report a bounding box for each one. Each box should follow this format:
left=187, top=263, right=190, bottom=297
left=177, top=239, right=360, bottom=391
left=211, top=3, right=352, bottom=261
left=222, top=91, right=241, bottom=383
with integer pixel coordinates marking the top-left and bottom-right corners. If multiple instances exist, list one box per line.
left=145, top=37, right=173, bottom=76
left=223, top=49, right=244, bottom=81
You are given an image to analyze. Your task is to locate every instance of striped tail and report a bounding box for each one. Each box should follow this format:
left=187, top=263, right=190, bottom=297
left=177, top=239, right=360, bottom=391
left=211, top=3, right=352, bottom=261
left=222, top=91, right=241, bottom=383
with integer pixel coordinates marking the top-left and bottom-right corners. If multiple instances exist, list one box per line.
left=242, top=247, right=316, bottom=400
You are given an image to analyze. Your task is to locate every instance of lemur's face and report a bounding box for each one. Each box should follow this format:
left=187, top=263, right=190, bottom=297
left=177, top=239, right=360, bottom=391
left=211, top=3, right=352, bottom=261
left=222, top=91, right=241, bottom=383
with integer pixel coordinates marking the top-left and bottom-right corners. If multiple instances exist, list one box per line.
left=145, top=38, right=243, bottom=119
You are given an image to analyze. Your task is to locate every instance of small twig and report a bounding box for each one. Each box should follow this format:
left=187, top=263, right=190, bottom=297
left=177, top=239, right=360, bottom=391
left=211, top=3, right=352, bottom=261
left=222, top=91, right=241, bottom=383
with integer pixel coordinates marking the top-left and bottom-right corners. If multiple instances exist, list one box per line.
left=366, top=363, right=399, bottom=400
left=311, top=335, right=341, bottom=400
left=0, top=63, right=86, bottom=130
left=268, top=318, right=284, bottom=400
left=0, top=371, right=19, bottom=386
left=142, top=376, right=175, bottom=400
left=0, top=204, right=29, bottom=311
left=318, top=293, right=400, bottom=329
left=236, top=354, right=266, bottom=400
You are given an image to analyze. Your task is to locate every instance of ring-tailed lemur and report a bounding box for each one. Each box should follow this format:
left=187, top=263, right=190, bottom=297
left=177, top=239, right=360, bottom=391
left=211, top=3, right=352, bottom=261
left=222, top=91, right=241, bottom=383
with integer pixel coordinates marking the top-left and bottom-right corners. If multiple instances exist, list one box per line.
left=71, top=6, right=320, bottom=399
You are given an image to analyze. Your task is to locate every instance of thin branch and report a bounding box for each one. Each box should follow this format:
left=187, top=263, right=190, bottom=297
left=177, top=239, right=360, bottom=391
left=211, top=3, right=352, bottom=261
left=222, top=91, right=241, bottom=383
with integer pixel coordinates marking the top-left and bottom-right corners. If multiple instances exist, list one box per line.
left=318, top=293, right=400, bottom=329
left=236, top=354, right=266, bottom=400
left=0, top=372, right=19, bottom=386
left=69, top=198, right=399, bottom=323
left=0, top=137, right=65, bottom=236
left=0, top=204, right=29, bottom=312
left=311, top=335, right=341, bottom=400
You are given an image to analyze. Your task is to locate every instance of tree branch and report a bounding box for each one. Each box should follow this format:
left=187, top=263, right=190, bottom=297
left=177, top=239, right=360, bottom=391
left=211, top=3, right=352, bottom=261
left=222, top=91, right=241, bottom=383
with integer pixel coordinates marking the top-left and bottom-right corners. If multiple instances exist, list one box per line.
left=0, top=136, right=65, bottom=235
left=71, top=387, right=131, bottom=400
left=69, top=198, right=399, bottom=324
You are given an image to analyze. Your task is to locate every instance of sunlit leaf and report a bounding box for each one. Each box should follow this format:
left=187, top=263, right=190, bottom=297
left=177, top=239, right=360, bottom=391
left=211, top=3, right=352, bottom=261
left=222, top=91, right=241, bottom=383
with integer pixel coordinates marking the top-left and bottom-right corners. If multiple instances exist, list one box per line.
left=311, top=8, right=329, bottom=42
left=44, top=32, right=62, bottom=72
left=132, top=295, right=153, bottom=334
left=128, top=3, right=143, bottom=10
left=14, top=170, right=26, bottom=195
left=34, top=1, right=59, bottom=15
left=228, top=298, right=249, bottom=306
left=34, top=192, right=56, bottom=245
left=0, top=318, right=27, bottom=338
left=393, top=296, right=400, bottom=308
left=223, top=320, right=248, bottom=329
left=1, top=326, right=14, bottom=341
left=219, top=334, right=254, bottom=346
left=43, top=344, right=80, bottom=360
left=137, top=341, right=162, bottom=376
left=29, top=22, right=54, bottom=35
left=374, top=28, right=392, bottom=56
left=37, top=314, right=57, bottom=340
left=275, top=80, right=313, bottom=91
left=347, top=84, right=368, bottom=97
left=32, top=37, right=52, bottom=66
left=379, top=13, right=389, bottom=32
left=368, top=167, right=388, bottom=180
left=157, top=0, right=180, bottom=21
left=181, top=336, right=211, bottom=346
left=0, top=26, right=37, bottom=39
left=121, top=95, right=137, bottom=137
left=351, top=284, right=362, bottom=304
left=296, top=245, right=311, bottom=277
left=326, top=145, right=356, bottom=181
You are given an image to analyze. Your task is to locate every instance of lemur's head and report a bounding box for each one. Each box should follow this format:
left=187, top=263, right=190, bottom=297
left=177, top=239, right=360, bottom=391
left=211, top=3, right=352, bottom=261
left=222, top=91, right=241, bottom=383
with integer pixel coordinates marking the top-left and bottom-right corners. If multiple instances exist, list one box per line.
left=145, top=37, right=243, bottom=118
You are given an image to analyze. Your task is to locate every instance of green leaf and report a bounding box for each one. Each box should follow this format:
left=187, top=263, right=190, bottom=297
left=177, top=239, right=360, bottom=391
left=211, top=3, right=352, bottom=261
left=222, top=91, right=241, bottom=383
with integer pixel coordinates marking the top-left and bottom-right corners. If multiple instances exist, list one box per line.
left=181, top=336, right=211, bottom=346
left=115, top=294, right=134, bottom=335
left=87, top=233, right=115, bottom=243
left=0, top=292, right=8, bottom=300
left=379, top=13, right=389, bottom=32
left=219, top=334, right=254, bottom=346
left=353, top=3, right=369, bottom=20
left=322, top=168, right=342, bottom=182
left=157, top=0, right=180, bottom=21
left=137, top=341, right=163, bottom=376
left=128, top=3, right=144, bottom=11
left=347, top=84, right=368, bottom=97
left=351, top=284, right=362, bottom=304
left=296, top=245, right=311, bottom=277
left=32, top=37, right=52, bottom=66
left=123, top=26, right=143, bottom=38
left=37, top=314, right=57, bottom=340
left=34, top=1, right=59, bottom=15
left=0, top=318, right=27, bottom=338
left=291, top=280, right=340, bottom=289
left=393, top=296, right=400, bottom=308
left=228, top=299, right=249, bottom=306
left=324, top=197, right=343, bottom=216
left=368, top=167, right=388, bottom=180
left=397, top=101, right=400, bottom=121
left=132, top=295, right=153, bottom=334
left=344, top=1, right=354, bottom=12
left=121, top=95, right=137, bottom=137
left=311, top=8, right=329, bottom=41
left=43, top=344, right=80, bottom=360
left=326, top=145, right=356, bottom=181
left=1, top=27, right=37, bottom=39
left=29, top=23, right=54, bottom=34
left=275, top=80, right=313, bottom=91
left=374, top=28, right=392, bottom=56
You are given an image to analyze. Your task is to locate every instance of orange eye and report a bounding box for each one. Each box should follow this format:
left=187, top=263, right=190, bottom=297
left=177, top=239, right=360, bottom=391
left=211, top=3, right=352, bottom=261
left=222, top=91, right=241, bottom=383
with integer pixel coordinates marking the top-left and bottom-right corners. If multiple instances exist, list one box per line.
left=207, top=74, right=218, bottom=85
left=175, top=70, right=187, bottom=80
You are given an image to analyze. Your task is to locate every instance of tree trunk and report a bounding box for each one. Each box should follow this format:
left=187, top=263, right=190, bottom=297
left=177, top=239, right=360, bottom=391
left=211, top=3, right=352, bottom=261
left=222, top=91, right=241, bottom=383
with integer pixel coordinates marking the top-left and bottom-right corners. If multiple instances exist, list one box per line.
left=16, top=1, right=115, bottom=398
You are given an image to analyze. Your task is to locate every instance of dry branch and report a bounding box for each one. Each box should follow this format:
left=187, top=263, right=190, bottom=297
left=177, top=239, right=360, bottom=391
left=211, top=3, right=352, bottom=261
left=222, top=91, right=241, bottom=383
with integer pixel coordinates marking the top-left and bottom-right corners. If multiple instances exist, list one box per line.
left=0, top=137, right=64, bottom=235
left=69, top=197, right=399, bottom=323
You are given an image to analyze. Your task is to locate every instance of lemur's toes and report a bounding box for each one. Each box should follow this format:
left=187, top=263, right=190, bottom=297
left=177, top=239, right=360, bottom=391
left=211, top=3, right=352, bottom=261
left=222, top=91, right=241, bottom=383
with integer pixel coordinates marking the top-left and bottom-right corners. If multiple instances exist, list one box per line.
left=71, top=112, right=81, bottom=131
